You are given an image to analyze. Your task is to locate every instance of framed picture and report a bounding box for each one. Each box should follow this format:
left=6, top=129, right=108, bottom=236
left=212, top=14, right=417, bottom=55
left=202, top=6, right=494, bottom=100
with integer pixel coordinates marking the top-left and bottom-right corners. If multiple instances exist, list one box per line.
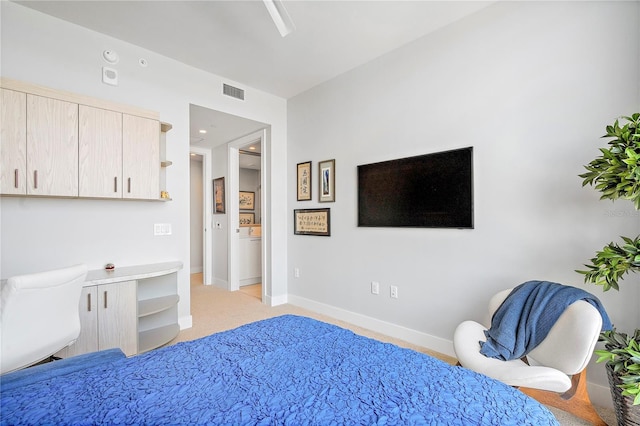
left=294, top=208, right=331, bottom=236
left=213, top=177, right=225, bottom=214
left=319, top=159, right=335, bottom=203
left=239, top=191, right=255, bottom=210
left=239, top=212, right=255, bottom=225
left=296, top=161, right=312, bottom=201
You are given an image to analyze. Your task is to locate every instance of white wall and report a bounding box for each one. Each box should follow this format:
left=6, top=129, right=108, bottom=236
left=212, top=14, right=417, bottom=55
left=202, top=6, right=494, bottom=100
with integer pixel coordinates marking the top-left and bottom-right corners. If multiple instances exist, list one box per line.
left=211, top=144, right=229, bottom=288
left=287, top=0, right=639, bottom=406
left=190, top=158, right=203, bottom=273
left=0, top=2, right=288, bottom=326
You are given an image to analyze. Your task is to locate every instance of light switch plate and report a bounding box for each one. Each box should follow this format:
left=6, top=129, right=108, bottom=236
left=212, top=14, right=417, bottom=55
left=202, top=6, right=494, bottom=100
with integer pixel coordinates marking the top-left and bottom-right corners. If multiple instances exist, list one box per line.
left=154, top=223, right=172, bottom=236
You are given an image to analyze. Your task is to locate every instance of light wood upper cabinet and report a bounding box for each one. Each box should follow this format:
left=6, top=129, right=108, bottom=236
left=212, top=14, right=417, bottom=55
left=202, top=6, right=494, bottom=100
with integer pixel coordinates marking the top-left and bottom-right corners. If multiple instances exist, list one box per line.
left=26, top=94, right=79, bottom=196
left=123, top=114, right=160, bottom=200
left=1, top=79, right=168, bottom=201
left=0, top=88, right=27, bottom=195
left=79, top=105, right=123, bottom=198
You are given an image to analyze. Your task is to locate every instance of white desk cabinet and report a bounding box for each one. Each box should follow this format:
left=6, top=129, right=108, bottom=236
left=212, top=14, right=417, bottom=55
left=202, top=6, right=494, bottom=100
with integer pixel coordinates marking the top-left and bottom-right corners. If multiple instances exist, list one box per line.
left=56, top=261, right=182, bottom=358
left=58, top=281, right=138, bottom=357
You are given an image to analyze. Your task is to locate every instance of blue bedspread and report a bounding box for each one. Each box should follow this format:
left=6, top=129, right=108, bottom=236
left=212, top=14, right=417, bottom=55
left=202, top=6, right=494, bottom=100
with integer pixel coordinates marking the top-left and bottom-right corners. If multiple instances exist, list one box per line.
left=1, top=315, right=558, bottom=425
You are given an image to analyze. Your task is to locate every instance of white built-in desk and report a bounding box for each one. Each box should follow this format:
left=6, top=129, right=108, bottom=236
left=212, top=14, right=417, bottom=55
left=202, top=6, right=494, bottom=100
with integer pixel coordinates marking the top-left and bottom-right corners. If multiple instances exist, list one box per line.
left=85, top=261, right=182, bottom=285
left=56, top=261, right=183, bottom=358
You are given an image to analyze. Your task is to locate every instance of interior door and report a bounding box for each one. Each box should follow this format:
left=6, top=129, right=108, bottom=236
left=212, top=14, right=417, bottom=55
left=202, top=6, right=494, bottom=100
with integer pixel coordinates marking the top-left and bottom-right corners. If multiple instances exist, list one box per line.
left=228, top=130, right=266, bottom=298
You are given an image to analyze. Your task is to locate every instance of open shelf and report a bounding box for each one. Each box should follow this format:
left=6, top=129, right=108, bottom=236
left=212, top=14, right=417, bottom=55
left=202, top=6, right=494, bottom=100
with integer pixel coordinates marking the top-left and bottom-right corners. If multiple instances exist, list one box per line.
left=138, top=294, right=180, bottom=318
left=139, top=323, right=180, bottom=354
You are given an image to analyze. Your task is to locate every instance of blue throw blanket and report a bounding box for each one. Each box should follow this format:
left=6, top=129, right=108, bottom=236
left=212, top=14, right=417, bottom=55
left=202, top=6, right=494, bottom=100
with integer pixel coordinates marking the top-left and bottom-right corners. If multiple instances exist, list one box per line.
left=480, top=281, right=612, bottom=361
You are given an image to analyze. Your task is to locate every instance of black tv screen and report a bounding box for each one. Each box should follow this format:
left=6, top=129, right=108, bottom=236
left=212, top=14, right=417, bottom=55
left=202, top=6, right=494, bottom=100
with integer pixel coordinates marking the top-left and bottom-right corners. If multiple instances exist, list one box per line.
left=357, top=147, right=473, bottom=228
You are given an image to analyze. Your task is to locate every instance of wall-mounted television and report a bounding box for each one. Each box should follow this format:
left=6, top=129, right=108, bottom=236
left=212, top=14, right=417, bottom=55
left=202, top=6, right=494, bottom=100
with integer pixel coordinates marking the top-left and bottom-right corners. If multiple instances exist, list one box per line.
left=357, top=147, right=473, bottom=228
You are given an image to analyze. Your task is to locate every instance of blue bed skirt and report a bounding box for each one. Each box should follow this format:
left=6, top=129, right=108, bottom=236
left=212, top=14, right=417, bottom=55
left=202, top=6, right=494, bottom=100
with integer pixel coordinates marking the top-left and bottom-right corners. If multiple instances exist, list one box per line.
left=1, top=315, right=558, bottom=425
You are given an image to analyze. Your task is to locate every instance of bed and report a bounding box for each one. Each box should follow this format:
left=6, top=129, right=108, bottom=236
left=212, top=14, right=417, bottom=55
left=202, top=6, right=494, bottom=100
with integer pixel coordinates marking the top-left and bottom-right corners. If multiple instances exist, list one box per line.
left=1, top=315, right=558, bottom=425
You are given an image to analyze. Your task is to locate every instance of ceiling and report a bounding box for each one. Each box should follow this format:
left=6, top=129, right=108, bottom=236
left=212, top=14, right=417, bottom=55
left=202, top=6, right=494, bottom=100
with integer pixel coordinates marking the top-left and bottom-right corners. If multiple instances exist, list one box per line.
left=15, top=1, right=494, bottom=151
left=189, top=104, right=265, bottom=169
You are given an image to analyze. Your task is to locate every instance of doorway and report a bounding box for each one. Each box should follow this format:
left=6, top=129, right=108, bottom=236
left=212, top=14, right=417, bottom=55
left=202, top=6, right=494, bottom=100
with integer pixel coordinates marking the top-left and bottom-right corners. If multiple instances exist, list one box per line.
left=227, top=130, right=267, bottom=304
left=189, top=104, right=269, bottom=303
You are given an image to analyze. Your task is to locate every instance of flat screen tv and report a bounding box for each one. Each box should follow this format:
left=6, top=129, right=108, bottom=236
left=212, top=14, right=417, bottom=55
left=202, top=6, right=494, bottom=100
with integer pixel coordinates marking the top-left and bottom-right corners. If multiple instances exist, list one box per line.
left=357, top=147, right=473, bottom=228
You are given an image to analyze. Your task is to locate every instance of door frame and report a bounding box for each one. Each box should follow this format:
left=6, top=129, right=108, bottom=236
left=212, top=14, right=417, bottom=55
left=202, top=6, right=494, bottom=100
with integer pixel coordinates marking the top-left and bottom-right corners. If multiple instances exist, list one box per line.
left=190, top=146, right=213, bottom=285
left=227, top=129, right=268, bottom=303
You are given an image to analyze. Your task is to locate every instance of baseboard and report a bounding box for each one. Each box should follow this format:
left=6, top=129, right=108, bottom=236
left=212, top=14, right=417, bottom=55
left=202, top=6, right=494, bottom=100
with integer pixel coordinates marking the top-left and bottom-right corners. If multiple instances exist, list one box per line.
left=190, top=266, right=203, bottom=274
left=269, top=293, right=288, bottom=307
left=178, top=314, right=193, bottom=330
left=588, top=381, right=614, bottom=409
left=287, top=294, right=455, bottom=357
left=212, top=277, right=227, bottom=288
left=240, top=277, right=261, bottom=286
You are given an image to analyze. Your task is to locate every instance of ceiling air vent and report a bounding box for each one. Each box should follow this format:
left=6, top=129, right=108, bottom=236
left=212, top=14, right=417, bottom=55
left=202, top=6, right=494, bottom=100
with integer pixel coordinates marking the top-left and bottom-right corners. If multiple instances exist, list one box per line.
left=223, top=83, right=245, bottom=100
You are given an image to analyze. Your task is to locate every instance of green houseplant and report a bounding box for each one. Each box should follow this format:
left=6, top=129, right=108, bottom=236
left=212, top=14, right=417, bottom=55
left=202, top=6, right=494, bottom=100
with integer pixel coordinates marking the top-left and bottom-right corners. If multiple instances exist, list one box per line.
left=577, top=113, right=640, bottom=421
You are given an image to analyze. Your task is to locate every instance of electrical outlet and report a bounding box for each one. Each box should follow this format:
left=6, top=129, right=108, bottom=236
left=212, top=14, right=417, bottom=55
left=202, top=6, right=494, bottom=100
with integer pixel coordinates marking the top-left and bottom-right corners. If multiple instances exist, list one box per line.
left=390, top=285, right=398, bottom=299
left=294, top=267, right=300, bottom=278
left=371, top=281, right=380, bottom=295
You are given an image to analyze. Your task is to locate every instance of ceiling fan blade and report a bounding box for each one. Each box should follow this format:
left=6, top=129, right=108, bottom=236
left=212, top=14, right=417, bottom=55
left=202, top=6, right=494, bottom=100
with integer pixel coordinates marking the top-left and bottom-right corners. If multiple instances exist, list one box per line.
left=262, top=0, right=295, bottom=37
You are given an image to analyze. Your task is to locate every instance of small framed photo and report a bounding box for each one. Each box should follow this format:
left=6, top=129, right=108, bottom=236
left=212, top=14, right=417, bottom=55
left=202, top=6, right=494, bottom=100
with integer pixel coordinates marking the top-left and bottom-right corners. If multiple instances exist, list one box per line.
left=294, top=208, right=331, bottom=236
left=297, top=161, right=312, bottom=201
left=319, top=159, right=335, bottom=203
left=213, top=177, right=225, bottom=214
left=239, top=191, right=255, bottom=210
left=239, top=212, right=255, bottom=225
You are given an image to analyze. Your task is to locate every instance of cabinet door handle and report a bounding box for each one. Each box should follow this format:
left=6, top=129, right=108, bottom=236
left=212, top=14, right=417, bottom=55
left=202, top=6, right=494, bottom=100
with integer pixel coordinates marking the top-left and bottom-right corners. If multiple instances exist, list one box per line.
left=87, top=293, right=92, bottom=312
left=14, top=169, right=18, bottom=188
left=33, top=170, right=38, bottom=189
left=127, top=177, right=131, bottom=193
left=114, top=177, right=118, bottom=193
left=104, top=291, right=108, bottom=309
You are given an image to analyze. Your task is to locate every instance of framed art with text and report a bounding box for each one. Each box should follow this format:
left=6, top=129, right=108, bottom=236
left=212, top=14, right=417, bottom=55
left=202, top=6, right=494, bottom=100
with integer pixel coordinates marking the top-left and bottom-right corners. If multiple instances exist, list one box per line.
left=239, top=191, right=255, bottom=210
left=213, top=177, right=225, bottom=214
left=297, top=161, right=312, bottom=201
left=319, top=159, right=335, bottom=203
left=239, top=212, right=255, bottom=225
left=294, top=208, right=331, bottom=236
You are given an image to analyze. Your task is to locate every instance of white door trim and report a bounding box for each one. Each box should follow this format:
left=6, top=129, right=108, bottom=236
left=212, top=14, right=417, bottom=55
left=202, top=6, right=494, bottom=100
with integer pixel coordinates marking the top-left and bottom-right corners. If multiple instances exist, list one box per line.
left=227, top=129, right=268, bottom=299
left=190, top=146, right=213, bottom=285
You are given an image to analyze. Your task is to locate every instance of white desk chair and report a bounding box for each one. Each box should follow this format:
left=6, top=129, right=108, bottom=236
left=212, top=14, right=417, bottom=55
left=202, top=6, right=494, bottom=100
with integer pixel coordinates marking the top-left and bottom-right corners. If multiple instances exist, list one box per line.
left=453, top=288, right=606, bottom=426
left=1, top=264, right=87, bottom=374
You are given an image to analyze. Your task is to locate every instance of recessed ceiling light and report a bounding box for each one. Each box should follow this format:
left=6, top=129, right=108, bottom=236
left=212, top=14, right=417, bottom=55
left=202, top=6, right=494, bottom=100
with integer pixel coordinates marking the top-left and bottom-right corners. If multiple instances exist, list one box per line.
left=199, top=130, right=207, bottom=134
left=249, top=146, right=256, bottom=150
